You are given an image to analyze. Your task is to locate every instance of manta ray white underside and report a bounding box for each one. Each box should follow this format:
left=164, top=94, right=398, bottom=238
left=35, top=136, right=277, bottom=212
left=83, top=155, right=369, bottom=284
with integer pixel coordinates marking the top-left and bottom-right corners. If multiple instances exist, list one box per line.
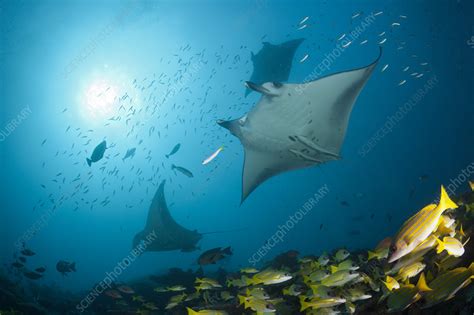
left=218, top=48, right=381, bottom=202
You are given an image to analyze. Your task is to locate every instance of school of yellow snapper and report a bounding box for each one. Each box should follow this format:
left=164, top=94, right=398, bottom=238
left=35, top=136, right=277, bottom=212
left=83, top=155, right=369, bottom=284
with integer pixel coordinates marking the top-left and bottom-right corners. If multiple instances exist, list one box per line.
left=123, top=183, right=474, bottom=314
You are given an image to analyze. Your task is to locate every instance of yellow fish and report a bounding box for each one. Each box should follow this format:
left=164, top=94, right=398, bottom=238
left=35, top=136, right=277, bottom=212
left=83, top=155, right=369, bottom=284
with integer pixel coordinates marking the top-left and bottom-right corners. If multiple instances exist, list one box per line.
left=247, top=269, right=292, bottom=285
left=469, top=180, right=474, bottom=191
left=320, top=270, right=360, bottom=287
left=344, top=287, right=372, bottom=301
left=434, top=236, right=468, bottom=257
left=166, top=285, right=186, bottom=292
left=186, top=307, right=229, bottom=315
left=388, top=186, right=457, bottom=263
left=303, top=270, right=330, bottom=283
left=238, top=295, right=275, bottom=312
left=334, top=249, right=350, bottom=262
left=423, top=263, right=474, bottom=308
left=386, top=273, right=431, bottom=312
left=396, top=262, right=426, bottom=281
left=368, top=237, right=392, bottom=261
left=329, top=259, right=359, bottom=273
left=225, top=276, right=248, bottom=288
left=299, top=296, right=346, bottom=311
left=389, top=235, right=437, bottom=275
left=382, top=276, right=400, bottom=291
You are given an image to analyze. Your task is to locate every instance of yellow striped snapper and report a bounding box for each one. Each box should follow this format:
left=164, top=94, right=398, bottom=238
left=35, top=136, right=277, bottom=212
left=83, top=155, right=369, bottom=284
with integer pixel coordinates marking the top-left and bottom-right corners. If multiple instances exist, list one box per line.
left=304, top=269, right=330, bottom=283
left=434, top=236, right=468, bottom=257
left=344, top=287, right=372, bottom=301
left=388, top=186, right=458, bottom=263
left=389, top=235, right=437, bottom=274
left=247, top=269, right=292, bottom=285
left=238, top=295, right=276, bottom=312
left=334, top=249, right=350, bottom=262
left=386, top=273, right=432, bottom=312
left=299, top=296, right=346, bottom=311
left=320, top=270, right=360, bottom=287
left=396, top=262, right=426, bottom=282
left=382, top=276, right=400, bottom=291
left=330, top=259, right=359, bottom=273
left=423, top=263, right=474, bottom=308
left=187, top=308, right=228, bottom=315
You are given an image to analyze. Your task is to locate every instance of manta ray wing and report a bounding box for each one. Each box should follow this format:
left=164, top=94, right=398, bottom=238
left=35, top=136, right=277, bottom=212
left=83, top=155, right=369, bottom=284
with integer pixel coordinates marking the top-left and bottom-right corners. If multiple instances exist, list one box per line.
left=246, top=38, right=305, bottom=96
left=220, top=48, right=381, bottom=202
left=133, top=180, right=202, bottom=251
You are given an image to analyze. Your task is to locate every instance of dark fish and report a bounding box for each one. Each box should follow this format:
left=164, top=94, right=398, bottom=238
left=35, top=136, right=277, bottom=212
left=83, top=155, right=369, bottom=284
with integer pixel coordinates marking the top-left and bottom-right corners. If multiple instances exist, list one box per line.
left=56, top=260, right=76, bottom=276
left=35, top=267, right=46, bottom=273
left=348, top=230, right=361, bottom=235
left=340, top=201, right=350, bottom=207
left=319, top=224, right=323, bottom=230
left=12, top=262, right=24, bottom=268
left=198, top=247, right=232, bottom=265
left=21, top=249, right=35, bottom=256
left=122, top=148, right=136, bottom=161
left=19, top=257, right=26, bottom=263
left=87, top=140, right=107, bottom=167
left=165, top=143, right=181, bottom=158
left=24, top=271, right=43, bottom=280
left=171, top=164, right=194, bottom=178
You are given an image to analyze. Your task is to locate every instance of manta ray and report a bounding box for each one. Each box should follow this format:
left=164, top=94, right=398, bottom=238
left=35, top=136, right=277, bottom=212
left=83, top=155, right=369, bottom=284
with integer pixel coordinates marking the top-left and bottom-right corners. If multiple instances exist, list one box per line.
left=219, top=48, right=382, bottom=202
left=246, top=38, right=304, bottom=96
left=133, top=180, right=202, bottom=252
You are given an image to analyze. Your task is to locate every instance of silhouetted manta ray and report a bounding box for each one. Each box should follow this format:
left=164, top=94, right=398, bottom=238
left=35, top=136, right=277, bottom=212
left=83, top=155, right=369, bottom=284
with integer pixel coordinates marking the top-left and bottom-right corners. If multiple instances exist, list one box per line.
left=133, top=180, right=202, bottom=252
left=246, top=38, right=305, bottom=96
left=219, top=48, right=382, bottom=203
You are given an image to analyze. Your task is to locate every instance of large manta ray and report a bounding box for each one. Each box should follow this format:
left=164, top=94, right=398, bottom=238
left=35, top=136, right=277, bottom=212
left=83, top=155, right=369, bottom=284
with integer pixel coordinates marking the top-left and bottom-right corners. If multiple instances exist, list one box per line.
left=133, top=180, right=202, bottom=252
left=246, top=38, right=304, bottom=96
left=219, top=48, right=382, bottom=203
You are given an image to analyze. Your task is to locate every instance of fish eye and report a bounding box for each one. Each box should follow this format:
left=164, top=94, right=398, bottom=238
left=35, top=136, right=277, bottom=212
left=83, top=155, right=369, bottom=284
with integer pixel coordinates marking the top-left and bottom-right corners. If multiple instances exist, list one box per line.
left=272, top=82, right=283, bottom=88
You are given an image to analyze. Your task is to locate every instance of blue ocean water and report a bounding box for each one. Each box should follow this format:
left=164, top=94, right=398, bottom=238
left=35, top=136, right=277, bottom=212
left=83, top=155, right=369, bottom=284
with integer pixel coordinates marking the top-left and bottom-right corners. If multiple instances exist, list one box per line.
left=1, top=0, right=473, bottom=309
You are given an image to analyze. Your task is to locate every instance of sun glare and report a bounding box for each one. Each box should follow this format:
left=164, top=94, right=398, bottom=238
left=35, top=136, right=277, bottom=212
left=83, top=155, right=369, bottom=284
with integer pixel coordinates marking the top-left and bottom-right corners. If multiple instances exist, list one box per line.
left=83, top=80, right=118, bottom=121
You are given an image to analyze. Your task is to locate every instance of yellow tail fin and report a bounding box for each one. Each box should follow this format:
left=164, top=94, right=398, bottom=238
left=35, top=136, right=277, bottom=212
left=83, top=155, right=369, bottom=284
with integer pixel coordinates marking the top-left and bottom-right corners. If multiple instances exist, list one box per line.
left=299, top=297, right=310, bottom=312
left=469, top=181, right=473, bottom=191
left=439, top=186, right=458, bottom=211
left=368, top=251, right=377, bottom=261
left=186, top=307, right=198, bottom=315
left=416, top=273, right=432, bottom=292
left=238, top=295, right=247, bottom=306
left=330, top=265, right=338, bottom=273
left=434, top=236, right=445, bottom=254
